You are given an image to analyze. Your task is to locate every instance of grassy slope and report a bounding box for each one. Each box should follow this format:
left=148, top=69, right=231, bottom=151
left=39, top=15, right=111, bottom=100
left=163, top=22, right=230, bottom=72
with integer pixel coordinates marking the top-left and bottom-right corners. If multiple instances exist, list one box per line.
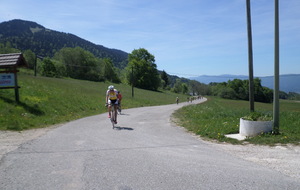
left=2, top=72, right=299, bottom=145
left=0, top=72, right=188, bottom=130
left=173, top=97, right=300, bottom=145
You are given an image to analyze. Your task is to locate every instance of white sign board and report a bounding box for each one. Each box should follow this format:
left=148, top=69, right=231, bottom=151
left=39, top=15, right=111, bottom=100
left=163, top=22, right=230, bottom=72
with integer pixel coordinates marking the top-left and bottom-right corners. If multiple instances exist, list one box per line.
left=0, top=73, right=15, bottom=87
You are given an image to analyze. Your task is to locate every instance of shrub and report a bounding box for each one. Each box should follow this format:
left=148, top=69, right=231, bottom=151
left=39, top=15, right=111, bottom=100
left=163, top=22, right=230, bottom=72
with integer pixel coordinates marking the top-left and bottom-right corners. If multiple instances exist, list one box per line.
left=242, top=111, right=272, bottom=121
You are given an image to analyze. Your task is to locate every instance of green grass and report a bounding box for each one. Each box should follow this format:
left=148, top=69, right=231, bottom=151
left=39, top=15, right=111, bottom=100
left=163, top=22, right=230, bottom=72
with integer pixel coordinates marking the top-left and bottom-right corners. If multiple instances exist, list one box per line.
left=0, top=72, right=188, bottom=130
left=2, top=71, right=299, bottom=146
left=173, top=96, right=300, bottom=145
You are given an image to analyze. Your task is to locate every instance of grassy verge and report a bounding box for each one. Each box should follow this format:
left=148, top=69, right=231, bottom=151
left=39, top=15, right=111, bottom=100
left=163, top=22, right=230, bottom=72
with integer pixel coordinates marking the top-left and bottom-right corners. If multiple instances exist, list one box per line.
left=173, top=96, right=300, bottom=145
left=0, top=72, right=188, bottom=130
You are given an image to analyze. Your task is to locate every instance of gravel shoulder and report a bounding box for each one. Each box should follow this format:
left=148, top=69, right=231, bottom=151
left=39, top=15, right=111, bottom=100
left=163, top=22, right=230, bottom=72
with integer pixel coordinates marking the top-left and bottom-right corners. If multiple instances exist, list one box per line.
left=205, top=140, right=300, bottom=180
left=1, top=113, right=299, bottom=181
left=0, top=125, right=61, bottom=161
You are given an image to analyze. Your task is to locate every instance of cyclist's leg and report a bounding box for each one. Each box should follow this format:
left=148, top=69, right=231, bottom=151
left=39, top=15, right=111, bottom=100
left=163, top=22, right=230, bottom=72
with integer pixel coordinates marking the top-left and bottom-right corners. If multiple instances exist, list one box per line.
left=108, top=100, right=112, bottom=118
left=114, top=104, right=118, bottom=123
left=111, top=105, right=115, bottom=122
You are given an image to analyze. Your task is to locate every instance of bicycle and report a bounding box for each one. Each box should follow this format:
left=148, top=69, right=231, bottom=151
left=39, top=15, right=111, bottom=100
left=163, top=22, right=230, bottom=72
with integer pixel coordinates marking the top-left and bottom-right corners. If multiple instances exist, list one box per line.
left=107, top=102, right=118, bottom=129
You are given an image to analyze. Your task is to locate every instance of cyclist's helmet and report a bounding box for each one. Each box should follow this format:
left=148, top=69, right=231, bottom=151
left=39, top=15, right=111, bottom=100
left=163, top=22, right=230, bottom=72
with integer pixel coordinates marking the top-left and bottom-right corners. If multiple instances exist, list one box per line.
left=108, top=85, right=114, bottom=90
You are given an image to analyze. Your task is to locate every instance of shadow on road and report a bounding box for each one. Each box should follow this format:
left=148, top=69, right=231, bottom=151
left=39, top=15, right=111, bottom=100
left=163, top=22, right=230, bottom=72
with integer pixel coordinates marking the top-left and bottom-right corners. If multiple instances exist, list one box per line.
left=118, top=113, right=130, bottom=116
left=113, top=126, right=134, bottom=131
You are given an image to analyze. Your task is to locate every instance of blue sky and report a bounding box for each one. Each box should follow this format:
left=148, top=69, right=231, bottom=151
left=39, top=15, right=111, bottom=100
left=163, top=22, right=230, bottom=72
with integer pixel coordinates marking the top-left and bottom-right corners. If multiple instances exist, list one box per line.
left=1, top=0, right=299, bottom=77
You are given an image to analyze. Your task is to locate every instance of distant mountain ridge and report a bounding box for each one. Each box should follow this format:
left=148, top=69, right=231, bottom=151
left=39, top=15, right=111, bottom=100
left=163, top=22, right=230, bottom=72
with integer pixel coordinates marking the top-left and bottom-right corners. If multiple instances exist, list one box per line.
left=0, top=19, right=128, bottom=68
left=191, top=74, right=300, bottom=93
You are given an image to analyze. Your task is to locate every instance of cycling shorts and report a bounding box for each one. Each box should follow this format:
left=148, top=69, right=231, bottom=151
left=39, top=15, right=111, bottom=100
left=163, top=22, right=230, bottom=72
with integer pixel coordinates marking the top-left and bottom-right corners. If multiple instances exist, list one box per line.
left=108, top=99, right=118, bottom=105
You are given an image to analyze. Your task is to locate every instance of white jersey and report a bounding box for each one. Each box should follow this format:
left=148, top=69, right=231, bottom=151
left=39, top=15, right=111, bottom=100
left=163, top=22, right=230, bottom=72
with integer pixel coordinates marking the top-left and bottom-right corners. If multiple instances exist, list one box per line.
left=106, top=89, right=118, bottom=100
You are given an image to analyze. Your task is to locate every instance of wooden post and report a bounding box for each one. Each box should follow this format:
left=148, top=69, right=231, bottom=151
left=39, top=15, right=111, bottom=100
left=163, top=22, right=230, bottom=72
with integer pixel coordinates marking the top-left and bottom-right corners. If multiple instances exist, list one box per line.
left=13, top=68, right=19, bottom=102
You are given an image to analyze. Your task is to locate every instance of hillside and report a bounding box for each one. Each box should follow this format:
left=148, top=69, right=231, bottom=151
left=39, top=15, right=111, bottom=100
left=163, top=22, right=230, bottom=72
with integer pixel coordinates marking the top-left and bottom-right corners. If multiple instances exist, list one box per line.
left=0, top=19, right=128, bottom=69
left=191, top=74, right=300, bottom=93
left=0, top=73, right=189, bottom=130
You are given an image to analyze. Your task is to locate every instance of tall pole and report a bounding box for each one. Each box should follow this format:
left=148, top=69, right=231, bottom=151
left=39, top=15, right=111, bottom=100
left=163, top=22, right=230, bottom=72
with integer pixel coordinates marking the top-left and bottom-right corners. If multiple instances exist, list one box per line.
left=246, top=0, right=255, bottom=112
left=273, top=0, right=280, bottom=134
left=131, top=66, right=134, bottom=97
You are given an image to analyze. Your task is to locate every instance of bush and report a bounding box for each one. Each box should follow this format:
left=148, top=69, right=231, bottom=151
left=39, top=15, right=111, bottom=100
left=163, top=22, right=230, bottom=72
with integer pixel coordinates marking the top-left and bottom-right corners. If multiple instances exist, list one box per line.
left=218, top=87, right=237, bottom=99
left=41, top=58, right=56, bottom=77
left=242, top=111, right=272, bottom=121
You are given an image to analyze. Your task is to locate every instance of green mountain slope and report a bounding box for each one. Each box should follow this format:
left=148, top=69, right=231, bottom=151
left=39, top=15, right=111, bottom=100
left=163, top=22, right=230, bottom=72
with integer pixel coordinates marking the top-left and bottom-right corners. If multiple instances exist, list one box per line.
left=0, top=19, right=128, bottom=69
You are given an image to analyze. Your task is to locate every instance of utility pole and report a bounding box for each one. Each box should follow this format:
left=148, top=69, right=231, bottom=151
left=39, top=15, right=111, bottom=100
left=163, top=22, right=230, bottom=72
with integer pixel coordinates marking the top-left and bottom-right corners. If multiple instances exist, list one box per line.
left=273, top=0, right=280, bottom=134
left=131, top=66, right=134, bottom=97
left=246, top=0, right=255, bottom=112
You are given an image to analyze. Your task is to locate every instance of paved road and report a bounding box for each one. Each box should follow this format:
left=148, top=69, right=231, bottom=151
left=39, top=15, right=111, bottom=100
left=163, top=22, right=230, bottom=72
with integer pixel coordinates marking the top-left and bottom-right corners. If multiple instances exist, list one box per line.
left=0, top=99, right=299, bottom=190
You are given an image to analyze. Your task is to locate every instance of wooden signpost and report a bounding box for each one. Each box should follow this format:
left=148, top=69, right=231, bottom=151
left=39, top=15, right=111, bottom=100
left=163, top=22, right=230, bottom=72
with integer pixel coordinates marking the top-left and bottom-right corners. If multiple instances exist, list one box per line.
left=0, top=53, right=28, bottom=102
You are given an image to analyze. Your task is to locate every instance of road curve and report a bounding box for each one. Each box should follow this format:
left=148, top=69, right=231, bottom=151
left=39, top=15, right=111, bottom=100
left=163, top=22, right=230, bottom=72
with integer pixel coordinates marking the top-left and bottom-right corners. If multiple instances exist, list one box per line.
left=0, top=98, right=299, bottom=190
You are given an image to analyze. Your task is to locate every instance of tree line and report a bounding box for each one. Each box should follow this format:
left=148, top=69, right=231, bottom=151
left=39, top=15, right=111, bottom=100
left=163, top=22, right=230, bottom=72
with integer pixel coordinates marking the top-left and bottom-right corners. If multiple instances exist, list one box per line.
left=0, top=42, right=202, bottom=93
left=1, top=42, right=299, bottom=101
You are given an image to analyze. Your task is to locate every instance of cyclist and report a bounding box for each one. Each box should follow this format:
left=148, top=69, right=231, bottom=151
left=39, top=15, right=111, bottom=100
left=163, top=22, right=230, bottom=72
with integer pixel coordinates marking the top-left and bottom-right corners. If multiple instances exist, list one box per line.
left=106, top=85, right=119, bottom=124
left=117, top=90, right=122, bottom=114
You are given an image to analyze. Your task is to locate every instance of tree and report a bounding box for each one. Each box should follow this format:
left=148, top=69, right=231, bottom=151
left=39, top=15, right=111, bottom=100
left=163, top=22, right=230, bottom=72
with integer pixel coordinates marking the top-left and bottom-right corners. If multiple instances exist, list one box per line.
left=211, top=78, right=273, bottom=103
left=41, top=58, right=56, bottom=77
left=228, top=79, right=247, bottom=100
left=189, top=80, right=210, bottom=96
left=53, top=60, right=66, bottom=78
left=54, top=47, right=104, bottom=81
left=126, top=48, right=160, bottom=91
left=0, top=42, right=19, bottom=54
left=103, top=58, right=120, bottom=83
left=23, top=49, right=36, bottom=69
left=182, top=83, right=188, bottom=94
left=161, top=70, right=169, bottom=89
left=219, top=87, right=237, bottom=99
left=172, top=79, right=183, bottom=93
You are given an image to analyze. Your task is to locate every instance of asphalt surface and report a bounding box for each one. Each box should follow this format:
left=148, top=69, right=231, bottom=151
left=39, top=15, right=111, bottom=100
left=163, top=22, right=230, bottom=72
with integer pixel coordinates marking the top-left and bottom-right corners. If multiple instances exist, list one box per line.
left=0, top=99, right=299, bottom=190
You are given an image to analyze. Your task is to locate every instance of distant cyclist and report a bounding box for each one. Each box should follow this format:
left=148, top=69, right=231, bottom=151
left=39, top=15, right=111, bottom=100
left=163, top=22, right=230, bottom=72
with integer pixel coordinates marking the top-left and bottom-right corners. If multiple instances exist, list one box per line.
left=106, top=85, right=119, bottom=124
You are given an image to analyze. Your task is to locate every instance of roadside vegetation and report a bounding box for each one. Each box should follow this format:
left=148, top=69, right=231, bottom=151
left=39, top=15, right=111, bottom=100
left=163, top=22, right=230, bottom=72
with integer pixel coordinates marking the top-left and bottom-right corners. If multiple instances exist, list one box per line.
left=173, top=96, right=300, bottom=145
left=0, top=72, right=188, bottom=131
